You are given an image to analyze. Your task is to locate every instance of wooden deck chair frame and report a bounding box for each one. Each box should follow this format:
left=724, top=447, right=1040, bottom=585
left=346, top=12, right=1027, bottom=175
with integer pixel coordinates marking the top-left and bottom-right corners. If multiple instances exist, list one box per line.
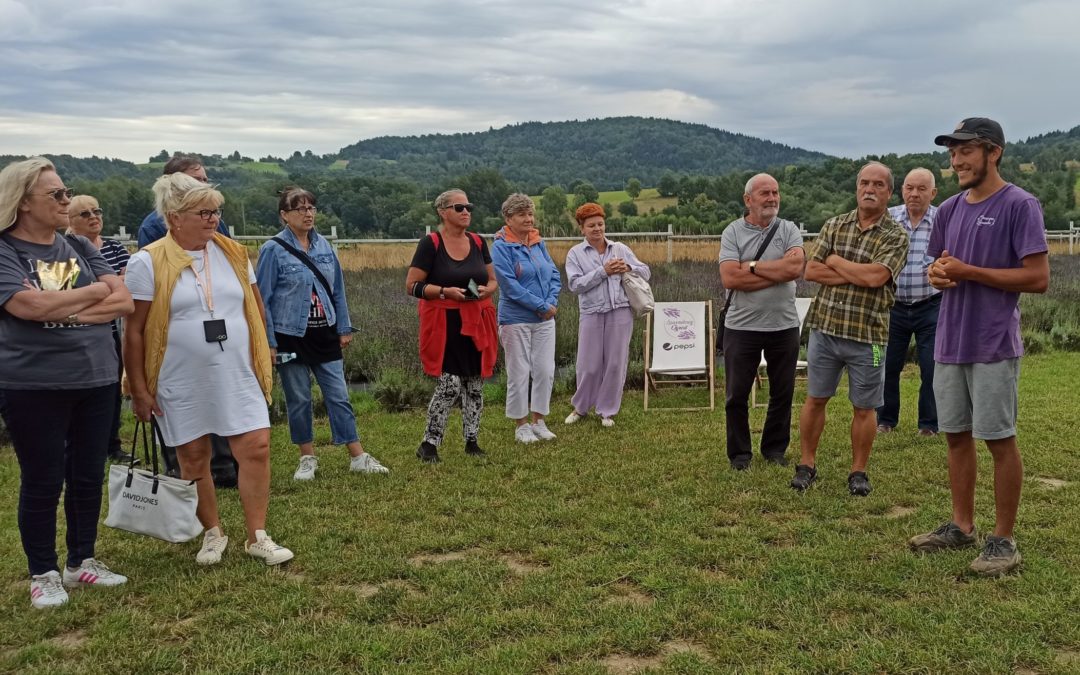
left=752, top=297, right=812, bottom=408
left=643, top=300, right=715, bottom=411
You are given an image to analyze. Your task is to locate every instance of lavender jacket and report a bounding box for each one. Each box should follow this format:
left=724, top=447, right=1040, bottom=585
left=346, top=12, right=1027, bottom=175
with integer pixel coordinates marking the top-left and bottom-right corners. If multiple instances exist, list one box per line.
left=565, top=239, right=650, bottom=315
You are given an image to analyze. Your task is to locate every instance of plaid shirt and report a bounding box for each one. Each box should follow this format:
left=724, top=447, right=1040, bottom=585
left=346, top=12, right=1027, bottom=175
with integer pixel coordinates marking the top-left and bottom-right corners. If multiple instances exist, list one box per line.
left=887, top=204, right=939, bottom=304
left=805, top=209, right=909, bottom=344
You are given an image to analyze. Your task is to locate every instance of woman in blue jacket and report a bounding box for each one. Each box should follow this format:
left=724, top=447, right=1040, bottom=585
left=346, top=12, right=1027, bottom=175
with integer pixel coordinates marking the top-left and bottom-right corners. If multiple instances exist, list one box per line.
left=256, top=187, right=388, bottom=480
left=491, top=193, right=562, bottom=444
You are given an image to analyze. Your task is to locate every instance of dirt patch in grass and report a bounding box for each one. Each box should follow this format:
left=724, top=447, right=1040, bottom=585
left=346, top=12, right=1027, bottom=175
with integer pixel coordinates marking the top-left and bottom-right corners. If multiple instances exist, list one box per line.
left=600, top=640, right=711, bottom=673
left=408, top=548, right=482, bottom=567
left=884, top=505, right=917, bottom=519
left=50, top=630, right=88, bottom=650
left=272, top=568, right=307, bottom=582
left=379, top=579, right=422, bottom=597
left=604, top=581, right=655, bottom=607
left=335, top=583, right=381, bottom=598
left=1033, top=477, right=1068, bottom=490
left=1056, top=649, right=1080, bottom=667
left=501, top=555, right=546, bottom=576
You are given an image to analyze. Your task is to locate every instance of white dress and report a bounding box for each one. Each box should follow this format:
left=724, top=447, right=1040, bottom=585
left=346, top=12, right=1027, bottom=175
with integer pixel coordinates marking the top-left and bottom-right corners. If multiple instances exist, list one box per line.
left=126, top=242, right=270, bottom=446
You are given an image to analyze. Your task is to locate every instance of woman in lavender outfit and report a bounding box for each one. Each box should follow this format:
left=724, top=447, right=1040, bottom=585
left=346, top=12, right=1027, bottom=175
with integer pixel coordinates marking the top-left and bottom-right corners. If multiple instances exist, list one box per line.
left=564, top=203, right=650, bottom=427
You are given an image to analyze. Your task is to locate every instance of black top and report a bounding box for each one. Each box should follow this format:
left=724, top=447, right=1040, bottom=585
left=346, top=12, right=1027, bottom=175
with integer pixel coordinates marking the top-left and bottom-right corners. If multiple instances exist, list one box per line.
left=275, top=287, right=341, bottom=365
left=410, top=233, right=491, bottom=377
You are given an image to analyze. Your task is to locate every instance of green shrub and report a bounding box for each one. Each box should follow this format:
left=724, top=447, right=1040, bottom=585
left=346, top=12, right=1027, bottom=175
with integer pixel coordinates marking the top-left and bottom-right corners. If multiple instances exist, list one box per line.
left=372, top=367, right=432, bottom=412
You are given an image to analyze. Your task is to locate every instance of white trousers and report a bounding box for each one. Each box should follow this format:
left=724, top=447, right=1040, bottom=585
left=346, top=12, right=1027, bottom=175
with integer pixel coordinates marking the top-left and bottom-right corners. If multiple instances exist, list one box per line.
left=499, top=320, right=556, bottom=419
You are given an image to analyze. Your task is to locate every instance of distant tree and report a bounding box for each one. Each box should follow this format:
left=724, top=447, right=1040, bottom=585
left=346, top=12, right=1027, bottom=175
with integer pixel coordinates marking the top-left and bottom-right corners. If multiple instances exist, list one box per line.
left=657, top=172, right=679, bottom=197
left=539, top=185, right=568, bottom=235
left=151, top=149, right=170, bottom=162
left=625, top=177, right=642, bottom=199
left=452, top=167, right=512, bottom=223
left=574, top=181, right=599, bottom=204
left=617, top=200, right=638, bottom=216
left=229, top=151, right=242, bottom=161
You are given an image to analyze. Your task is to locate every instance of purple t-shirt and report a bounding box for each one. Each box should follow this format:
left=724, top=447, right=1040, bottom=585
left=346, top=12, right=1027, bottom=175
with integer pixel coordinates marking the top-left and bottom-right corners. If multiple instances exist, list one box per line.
left=927, top=183, right=1047, bottom=364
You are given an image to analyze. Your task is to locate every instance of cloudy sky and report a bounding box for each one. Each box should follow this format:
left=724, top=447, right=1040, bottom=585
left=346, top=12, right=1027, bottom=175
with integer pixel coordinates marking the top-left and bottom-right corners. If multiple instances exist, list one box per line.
left=2, top=0, right=1077, bottom=163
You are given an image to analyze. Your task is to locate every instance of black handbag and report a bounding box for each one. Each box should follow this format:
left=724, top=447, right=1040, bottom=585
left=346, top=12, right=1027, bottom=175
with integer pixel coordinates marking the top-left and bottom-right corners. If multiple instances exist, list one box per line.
left=718, top=219, right=781, bottom=353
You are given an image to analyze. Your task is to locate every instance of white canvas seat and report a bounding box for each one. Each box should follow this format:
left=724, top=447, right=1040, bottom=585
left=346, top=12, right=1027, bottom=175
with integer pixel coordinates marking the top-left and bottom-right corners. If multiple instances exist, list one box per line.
left=751, top=297, right=812, bottom=408
left=644, top=301, right=715, bottom=411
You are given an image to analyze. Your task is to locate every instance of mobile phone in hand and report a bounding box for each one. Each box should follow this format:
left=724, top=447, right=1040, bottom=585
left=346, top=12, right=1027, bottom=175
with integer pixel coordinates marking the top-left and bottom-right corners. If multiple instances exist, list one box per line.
left=466, top=279, right=480, bottom=299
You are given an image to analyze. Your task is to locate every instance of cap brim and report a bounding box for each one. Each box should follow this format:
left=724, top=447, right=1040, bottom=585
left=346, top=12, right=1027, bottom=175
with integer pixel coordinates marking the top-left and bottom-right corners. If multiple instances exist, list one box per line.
left=934, top=132, right=981, bottom=146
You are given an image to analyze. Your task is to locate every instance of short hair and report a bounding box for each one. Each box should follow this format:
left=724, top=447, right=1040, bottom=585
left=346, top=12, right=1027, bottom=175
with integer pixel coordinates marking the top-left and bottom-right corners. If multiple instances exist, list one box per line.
left=574, top=202, right=604, bottom=225
left=163, top=155, right=204, bottom=176
left=500, top=193, right=534, bottom=220
left=433, top=189, right=466, bottom=211
left=153, top=173, right=223, bottom=228
left=278, top=186, right=316, bottom=213
left=744, top=173, right=774, bottom=196
left=904, top=168, right=936, bottom=189
left=857, top=161, right=894, bottom=192
left=66, top=195, right=100, bottom=235
left=0, top=156, right=56, bottom=231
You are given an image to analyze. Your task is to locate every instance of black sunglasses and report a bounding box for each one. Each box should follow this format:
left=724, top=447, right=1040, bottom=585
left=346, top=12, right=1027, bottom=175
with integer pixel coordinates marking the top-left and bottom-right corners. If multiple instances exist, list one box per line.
left=447, top=203, right=475, bottom=213
left=75, top=208, right=104, bottom=219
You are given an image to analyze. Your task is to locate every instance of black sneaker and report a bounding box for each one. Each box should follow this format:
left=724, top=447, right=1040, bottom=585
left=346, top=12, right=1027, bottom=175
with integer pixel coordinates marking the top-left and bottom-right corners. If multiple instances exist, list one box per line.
left=764, top=455, right=789, bottom=467
left=730, top=457, right=751, bottom=471
left=790, top=464, right=816, bottom=491
left=416, top=441, right=441, bottom=464
left=848, top=471, right=872, bottom=497
left=464, top=440, right=486, bottom=457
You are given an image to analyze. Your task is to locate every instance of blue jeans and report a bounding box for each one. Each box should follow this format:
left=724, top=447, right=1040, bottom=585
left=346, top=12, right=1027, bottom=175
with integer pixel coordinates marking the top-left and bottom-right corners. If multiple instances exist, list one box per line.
left=2, top=385, right=115, bottom=575
left=877, top=295, right=940, bottom=431
left=277, top=359, right=360, bottom=445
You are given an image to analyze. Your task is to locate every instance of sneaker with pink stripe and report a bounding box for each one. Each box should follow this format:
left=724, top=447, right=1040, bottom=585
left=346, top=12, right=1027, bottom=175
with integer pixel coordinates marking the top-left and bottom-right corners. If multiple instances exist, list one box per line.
left=30, top=571, right=69, bottom=609
left=62, top=558, right=128, bottom=588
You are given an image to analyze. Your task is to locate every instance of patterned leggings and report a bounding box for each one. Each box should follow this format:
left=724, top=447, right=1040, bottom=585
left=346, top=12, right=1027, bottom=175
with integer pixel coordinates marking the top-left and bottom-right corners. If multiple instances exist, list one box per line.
left=424, top=374, right=484, bottom=447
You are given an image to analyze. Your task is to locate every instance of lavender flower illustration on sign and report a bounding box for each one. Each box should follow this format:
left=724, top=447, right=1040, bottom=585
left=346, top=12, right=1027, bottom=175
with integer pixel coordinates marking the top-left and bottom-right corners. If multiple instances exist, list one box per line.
left=677, top=329, right=696, bottom=339
left=663, top=308, right=682, bottom=319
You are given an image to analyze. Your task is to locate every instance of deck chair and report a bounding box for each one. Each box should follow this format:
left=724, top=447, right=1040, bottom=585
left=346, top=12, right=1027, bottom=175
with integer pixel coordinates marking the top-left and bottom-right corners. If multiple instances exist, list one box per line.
left=751, top=298, right=813, bottom=408
left=644, top=301, right=715, bottom=411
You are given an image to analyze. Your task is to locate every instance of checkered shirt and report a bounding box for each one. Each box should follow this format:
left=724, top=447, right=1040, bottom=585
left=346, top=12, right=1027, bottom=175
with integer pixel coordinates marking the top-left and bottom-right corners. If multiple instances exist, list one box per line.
left=887, top=204, right=940, bottom=304
left=805, top=209, right=909, bottom=345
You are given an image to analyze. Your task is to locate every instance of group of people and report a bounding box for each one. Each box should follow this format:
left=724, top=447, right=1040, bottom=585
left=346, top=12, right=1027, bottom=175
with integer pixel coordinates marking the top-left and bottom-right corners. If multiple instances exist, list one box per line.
left=723, top=118, right=1048, bottom=578
left=0, top=116, right=1049, bottom=611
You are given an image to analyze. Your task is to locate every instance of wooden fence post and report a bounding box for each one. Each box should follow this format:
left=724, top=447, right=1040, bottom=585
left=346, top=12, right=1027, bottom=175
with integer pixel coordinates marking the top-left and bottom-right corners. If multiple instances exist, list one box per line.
left=667, top=223, right=673, bottom=264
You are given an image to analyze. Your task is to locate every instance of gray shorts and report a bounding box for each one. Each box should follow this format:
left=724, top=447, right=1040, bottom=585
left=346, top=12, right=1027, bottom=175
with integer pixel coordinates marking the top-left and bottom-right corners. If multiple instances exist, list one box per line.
left=933, top=359, right=1019, bottom=440
left=806, top=331, right=886, bottom=409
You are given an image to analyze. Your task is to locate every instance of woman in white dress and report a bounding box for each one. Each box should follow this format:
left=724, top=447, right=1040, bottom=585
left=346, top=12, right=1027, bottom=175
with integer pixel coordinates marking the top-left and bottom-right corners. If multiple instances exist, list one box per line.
left=124, top=173, right=293, bottom=567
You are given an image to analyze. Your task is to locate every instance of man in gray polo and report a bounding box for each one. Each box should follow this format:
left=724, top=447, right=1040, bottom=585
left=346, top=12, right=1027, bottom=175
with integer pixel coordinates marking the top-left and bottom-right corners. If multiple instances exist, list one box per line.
left=719, top=173, right=805, bottom=470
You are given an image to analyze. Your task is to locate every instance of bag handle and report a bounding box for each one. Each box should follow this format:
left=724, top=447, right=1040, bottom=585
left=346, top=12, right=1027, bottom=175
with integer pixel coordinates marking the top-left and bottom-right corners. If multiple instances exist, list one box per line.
left=720, top=218, right=781, bottom=315
left=271, top=236, right=336, bottom=305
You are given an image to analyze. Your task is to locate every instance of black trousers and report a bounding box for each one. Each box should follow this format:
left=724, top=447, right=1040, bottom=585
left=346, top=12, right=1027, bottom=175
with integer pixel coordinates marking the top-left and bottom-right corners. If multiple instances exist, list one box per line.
left=723, top=326, right=800, bottom=462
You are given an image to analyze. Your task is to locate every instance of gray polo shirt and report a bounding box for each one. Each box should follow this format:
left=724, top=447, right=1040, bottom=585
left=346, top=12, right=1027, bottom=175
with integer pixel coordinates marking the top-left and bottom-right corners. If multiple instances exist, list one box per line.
left=718, top=217, right=803, bottom=331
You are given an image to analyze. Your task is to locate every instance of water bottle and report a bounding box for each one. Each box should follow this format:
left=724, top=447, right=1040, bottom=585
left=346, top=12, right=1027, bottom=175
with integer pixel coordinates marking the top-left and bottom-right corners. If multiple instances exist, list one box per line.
left=274, top=352, right=298, bottom=365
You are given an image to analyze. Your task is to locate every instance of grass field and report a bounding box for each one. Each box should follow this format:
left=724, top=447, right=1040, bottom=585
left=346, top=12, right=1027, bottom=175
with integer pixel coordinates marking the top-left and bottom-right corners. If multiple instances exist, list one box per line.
left=1, top=355, right=1078, bottom=673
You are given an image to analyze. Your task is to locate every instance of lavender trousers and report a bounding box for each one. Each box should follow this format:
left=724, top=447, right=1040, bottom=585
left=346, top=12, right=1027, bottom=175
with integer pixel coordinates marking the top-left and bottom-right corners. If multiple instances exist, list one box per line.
left=571, top=307, right=634, bottom=418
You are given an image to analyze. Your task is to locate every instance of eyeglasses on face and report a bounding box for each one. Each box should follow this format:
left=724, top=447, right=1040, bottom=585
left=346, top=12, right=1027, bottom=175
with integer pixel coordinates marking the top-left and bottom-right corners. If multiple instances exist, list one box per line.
left=75, top=208, right=104, bottom=219
left=183, top=208, right=223, bottom=221
left=445, top=203, right=475, bottom=213
left=287, top=206, right=317, bottom=214
left=33, top=188, right=74, bottom=202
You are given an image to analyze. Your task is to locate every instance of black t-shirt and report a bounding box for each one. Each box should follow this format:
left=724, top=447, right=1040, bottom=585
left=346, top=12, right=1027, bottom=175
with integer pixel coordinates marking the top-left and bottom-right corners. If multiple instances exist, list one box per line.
left=275, top=287, right=342, bottom=365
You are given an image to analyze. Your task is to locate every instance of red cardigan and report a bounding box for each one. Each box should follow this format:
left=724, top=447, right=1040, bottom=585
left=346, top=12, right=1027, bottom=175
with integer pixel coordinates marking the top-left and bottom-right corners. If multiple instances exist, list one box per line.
left=418, top=297, right=498, bottom=378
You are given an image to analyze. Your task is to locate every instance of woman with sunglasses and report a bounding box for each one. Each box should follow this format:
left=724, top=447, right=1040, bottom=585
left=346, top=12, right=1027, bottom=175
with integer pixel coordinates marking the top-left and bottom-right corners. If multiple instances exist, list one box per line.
left=124, top=173, right=293, bottom=567
left=405, top=189, right=498, bottom=463
left=0, top=158, right=134, bottom=608
left=67, top=194, right=134, bottom=464
left=256, top=187, right=388, bottom=480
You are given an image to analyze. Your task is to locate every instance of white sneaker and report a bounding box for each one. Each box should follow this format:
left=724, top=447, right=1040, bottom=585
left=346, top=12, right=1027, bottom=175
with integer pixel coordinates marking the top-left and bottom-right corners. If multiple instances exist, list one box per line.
left=30, top=571, right=68, bottom=609
left=63, top=558, right=128, bottom=587
left=601, top=417, right=615, bottom=428
left=564, top=411, right=584, bottom=425
left=196, top=526, right=229, bottom=566
left=531, top=420, right=557, bottom=440
left=294, top=455, right=318, bottom=481
left=246, top=530, right=294, bottom=566
left=350, top=452, right=390, bottom=474
left=515, top=424, right=539, bottom=443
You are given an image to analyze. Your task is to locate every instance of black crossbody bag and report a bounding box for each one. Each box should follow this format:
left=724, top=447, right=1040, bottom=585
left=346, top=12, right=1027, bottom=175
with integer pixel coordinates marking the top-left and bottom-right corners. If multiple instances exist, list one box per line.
left=717, top=219, right=780, bottom=353
left=271, top=237, right=336, bottom=304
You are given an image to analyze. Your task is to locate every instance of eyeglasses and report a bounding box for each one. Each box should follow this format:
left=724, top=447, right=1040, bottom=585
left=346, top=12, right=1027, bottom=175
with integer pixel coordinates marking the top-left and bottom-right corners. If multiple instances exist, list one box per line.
left=445, top=203, right=475, bottom=213
left=287, top=206, right=317, bottom=214
left=33, top=188, right=74, bottom=202
left=75, top=208, right=104, bottom=219
left=184, top=208, right=222, bottom=221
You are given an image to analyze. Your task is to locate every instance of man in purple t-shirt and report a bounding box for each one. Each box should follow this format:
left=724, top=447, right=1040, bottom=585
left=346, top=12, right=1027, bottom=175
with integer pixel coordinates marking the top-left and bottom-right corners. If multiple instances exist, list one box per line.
left=908, top=118, right=1049, bottom=577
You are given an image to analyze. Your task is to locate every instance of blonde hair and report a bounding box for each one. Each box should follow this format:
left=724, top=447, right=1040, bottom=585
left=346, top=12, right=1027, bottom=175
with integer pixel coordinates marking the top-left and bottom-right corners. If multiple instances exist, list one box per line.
left=152, top=173, right=223, bottom=229
left=66, top=195, right=100, bottom=235
left=0, top=157, right=57, bottom=231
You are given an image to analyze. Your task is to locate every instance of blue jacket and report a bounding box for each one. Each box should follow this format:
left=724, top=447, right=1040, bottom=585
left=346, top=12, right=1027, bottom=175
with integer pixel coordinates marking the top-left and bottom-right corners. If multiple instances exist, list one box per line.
left=255, top=228, right=352, bottom=348
left=137, top=211, right=230, bottom=248
left=490, top=227, right=562, bottom=325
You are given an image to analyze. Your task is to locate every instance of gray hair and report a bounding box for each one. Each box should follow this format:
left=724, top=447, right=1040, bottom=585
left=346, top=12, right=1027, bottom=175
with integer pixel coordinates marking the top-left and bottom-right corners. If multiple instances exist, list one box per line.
left=905, top=167, right=936, bottom=188
left=858, top=161, right=894, bottom=192
left=744, top=173, right=775, bottom=196
left=433, top=189, right=467, bottom=211
left=0, top=156, right=56, bottom=231
left=500, top=193, right=534, bottom=220
left=153, top=173, right=224, bottom=228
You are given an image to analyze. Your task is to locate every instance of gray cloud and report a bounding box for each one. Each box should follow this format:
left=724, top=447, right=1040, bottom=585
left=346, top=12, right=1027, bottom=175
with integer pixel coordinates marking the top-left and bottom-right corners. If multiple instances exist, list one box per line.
left=1, top=0, right=1076, bottom=162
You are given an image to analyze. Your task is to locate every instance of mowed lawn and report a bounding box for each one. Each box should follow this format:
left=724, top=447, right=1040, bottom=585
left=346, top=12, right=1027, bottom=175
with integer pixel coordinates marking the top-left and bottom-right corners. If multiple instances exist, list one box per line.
left=1, top=355, right=1078, bottom=673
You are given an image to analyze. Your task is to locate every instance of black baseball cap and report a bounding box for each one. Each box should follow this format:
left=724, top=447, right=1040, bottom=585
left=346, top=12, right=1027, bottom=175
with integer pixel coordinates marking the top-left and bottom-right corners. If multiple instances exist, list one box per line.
left=934, top=117, right=1005, bottom=148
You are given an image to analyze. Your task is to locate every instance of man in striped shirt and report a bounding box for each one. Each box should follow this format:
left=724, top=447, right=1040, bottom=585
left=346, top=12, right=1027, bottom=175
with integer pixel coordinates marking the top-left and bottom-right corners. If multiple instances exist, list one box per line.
left=877, top=168, right=941, bottom=437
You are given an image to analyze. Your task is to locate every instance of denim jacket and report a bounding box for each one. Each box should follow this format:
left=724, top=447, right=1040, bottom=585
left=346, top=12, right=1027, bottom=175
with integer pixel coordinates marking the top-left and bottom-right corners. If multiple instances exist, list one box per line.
left=255, top=228, right=352, bottom=348
left=491, top=227, right=562, bottom=325
left=565, top=239, right=650, bottom=315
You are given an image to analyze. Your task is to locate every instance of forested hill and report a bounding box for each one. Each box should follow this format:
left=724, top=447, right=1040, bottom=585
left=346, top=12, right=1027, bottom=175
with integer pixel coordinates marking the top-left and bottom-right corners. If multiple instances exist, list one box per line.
left=334, top=117, right=831, bottom=191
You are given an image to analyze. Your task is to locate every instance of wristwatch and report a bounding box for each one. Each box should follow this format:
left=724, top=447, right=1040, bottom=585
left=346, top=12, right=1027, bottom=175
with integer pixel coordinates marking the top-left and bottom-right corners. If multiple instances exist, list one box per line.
left=749, top=261, right=758, bottom=275
left=438, top=287, right=446, bottom=300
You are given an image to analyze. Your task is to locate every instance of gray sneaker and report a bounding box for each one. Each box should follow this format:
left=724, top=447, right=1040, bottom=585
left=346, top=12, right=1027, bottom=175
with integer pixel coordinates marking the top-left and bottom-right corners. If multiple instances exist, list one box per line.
left=970, top=536, right=1022, bottom=577
left=908, top=521, right=978, bottom=552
